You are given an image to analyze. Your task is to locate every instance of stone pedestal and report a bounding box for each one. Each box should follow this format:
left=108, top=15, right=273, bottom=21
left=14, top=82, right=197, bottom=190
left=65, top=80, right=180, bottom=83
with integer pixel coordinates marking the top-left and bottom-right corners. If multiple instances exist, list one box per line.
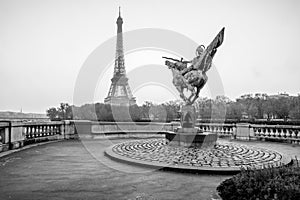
left=165, top=105, right=217, bottom=148
left=180, top=105, right=196, bottom=128
left=236, top=123, right=253, bottom=140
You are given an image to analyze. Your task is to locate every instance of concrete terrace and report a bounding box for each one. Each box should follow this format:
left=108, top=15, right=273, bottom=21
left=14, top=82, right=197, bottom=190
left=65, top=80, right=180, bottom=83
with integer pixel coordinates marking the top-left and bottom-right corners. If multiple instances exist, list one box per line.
left=0, top=138, right=299, bottom=200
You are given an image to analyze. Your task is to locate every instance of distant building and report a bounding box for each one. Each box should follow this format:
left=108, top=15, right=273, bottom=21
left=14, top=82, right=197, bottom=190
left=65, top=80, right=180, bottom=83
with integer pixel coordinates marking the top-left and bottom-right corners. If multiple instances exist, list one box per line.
left=0, top=111, right=49, bottom=122
left=104, top=7, right=136, bottom=106
left=268, top=93, right=290, bottom=99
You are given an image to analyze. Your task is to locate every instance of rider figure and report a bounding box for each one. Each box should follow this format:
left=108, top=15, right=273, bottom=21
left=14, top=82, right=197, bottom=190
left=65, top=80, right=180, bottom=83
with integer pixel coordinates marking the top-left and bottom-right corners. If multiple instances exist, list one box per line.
left=181, top=45, right=205, bottom=76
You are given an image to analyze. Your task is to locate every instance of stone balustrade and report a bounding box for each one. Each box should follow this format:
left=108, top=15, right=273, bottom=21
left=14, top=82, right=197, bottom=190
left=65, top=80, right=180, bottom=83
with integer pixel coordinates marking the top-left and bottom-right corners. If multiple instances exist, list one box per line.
left=251, top=124, right=300, bottom=144
left=197, top=123, right=236, bottom=137
left=0, top=120, right=77, bottom=153
left=23, top=122, right=62, bottom=139
left=1, top=120, right=299, bottom=154
left=70, top=121, right=300, bottom=145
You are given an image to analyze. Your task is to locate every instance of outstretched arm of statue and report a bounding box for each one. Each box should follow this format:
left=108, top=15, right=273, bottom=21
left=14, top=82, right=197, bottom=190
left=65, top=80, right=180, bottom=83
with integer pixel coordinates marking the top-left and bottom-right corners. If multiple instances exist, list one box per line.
left=181, top=58, right=192, bottom=64
left=162, top=56, right=191, bottom=64
left=162, top=56, right=181, bottom=62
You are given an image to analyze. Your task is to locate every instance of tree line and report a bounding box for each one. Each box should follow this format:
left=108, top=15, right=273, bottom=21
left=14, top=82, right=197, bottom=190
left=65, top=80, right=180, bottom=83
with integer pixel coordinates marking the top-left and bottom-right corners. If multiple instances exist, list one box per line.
left=46, top=93, right=300, bottom=122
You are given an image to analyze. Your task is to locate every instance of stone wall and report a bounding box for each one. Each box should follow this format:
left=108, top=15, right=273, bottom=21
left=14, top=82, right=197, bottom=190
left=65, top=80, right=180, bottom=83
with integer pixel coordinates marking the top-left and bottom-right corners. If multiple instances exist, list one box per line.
left=72, top=121, right=178, bottom=139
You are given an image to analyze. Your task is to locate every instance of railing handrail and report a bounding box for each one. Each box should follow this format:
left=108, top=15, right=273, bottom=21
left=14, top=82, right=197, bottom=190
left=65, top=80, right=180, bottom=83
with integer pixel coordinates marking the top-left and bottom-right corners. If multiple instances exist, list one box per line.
left=250, top=124, right=300, bottom=129
left=197, top=123, right=236, bottom=127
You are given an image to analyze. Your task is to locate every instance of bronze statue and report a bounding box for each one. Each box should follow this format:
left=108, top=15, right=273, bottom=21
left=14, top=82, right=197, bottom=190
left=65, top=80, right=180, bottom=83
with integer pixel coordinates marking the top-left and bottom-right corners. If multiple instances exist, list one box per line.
left=163, top=27, right=225, bottom=105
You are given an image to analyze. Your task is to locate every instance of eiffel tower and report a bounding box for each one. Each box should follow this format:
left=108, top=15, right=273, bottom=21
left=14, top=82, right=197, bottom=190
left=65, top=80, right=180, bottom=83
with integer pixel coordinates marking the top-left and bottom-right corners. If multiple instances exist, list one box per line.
left=104, top=7, right=136, bottom=106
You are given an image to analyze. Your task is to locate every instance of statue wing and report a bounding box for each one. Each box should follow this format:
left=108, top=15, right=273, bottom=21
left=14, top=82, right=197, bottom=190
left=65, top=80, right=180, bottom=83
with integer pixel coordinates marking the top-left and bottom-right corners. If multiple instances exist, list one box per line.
left=207, top=27, right=225, bottom=52
left=202, top=27, right=225, bottom=72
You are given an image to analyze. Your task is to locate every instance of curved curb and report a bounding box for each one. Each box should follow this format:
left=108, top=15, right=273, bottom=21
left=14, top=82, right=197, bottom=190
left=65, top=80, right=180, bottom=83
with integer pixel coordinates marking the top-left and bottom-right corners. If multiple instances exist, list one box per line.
left=104, top=141, right=292, bottom=175
left=105, top=145, right=242, bottom=175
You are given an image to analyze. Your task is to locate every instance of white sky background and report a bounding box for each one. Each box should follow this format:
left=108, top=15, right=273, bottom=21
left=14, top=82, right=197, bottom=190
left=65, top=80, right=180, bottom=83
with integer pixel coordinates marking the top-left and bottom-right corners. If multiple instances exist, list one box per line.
left=0, top=0, right=300, bottom=113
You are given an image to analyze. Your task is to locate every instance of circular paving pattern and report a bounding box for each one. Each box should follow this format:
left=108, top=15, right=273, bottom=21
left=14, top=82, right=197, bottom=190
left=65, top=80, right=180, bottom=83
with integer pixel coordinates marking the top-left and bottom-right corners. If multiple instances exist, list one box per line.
left=105, top=139, right=291, bottom=173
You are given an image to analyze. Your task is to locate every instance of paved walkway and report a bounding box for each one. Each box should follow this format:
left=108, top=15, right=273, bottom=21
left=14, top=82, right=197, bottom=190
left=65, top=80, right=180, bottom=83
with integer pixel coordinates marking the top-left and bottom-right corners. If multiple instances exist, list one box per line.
left=0, top=138, right=299, bottom=200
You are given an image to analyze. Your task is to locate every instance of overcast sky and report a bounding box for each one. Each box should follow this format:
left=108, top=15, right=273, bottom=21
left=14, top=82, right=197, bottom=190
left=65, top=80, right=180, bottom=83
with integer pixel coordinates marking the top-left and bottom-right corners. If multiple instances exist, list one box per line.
left=1, top=0, right=300, bottom=113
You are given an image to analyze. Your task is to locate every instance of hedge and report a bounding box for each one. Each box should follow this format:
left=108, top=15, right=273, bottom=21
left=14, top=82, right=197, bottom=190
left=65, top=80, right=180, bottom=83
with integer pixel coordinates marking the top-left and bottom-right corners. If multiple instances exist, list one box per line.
left=217, top=162, right=300, bottom=200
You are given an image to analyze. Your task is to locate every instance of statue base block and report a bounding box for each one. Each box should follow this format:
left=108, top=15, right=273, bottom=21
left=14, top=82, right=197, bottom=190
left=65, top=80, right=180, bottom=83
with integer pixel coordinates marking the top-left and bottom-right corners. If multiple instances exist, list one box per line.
left=166, top=128, right=217, bottom=148
left=166, top=105, right=217, bottom=148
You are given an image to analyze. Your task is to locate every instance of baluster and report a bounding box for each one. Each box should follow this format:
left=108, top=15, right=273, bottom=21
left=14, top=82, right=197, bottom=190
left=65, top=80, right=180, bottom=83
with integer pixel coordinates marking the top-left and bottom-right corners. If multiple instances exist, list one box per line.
left=30, top=126, right=33, bottom=138
left=32, top=126, right=36, bottom=138
left=270, top=128, right=275, bottom=137
left=41, top=126, right=43, bottom=137
left=34, top=126, right=38, bottom=137
left=47, top=126, right=50, bottom=135
left=35, top=126, right=38, bottom=136
left=25, top=126, right=29, bottom=138
left=37, top=126, right=40, bottom=137
left=279, top=128, right=283, bottom=138
left=27, top=126, right=31, bottom=138
left=282, top=128, right=287, bottom=138
left=258, top=128, right=262, bottom=137
left=56, top=125, right=59, bottom=134
left=281, top=128, right=286, bottom=138
left=267, top=128, right=271, bottom=137
left=37, top=126, right=40, bottom=136
left=35, top=126, right=39, bottom=137
left=46, top=125, right=49, bottom=136
left=34, top=125, right=37, bottom=137
left=291, top=129, right=295, bottom=139
left=295, top=130, right=299, bottom=139
left=40, top=126, right=44, bottom=136
left=224, top=127, right=227, bottom=135
left=23, top=126, right=28, bottom=139
left=274, top=128, right=279, bottom=138
left=262, top=128, right=266, bottom=137
left=286, top=129, right=291, bottom=139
